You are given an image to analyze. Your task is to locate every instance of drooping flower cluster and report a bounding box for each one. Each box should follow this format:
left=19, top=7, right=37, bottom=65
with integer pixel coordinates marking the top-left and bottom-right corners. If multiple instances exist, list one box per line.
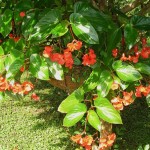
left=111, top=91, right=134, bottom=110
left=135, top=85, right=150, bottom=97
left=43, top=40, right=97, bottom=69
left=0, top=76, right=34, bottom=95
left=99, top=133, right=116, bottom=150
left=71, top=134, right=93, bottom=150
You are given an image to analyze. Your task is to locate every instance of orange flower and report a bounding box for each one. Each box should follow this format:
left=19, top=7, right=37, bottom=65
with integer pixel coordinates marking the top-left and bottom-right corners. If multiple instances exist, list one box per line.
left=80, top=136, right=93, bottom=147
left=70, top=134, right=82, bottom=144
left=31, top=93, right=40, bottom=101
left=111, top=82, right=119, bottom=90
left=19, top=11, right=26, bottom=17
left=0, top=77, right=9, bottom=92
left=20, top=66, right=25, bottom=72
left=22, top=81, right=34, bottom=94
left=122, top=91, right=134, bottom=106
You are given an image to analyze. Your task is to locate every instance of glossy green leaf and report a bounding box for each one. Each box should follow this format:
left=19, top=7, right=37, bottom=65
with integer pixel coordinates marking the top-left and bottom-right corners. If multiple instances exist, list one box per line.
left=146, top=94, right=150, bottom=107
left=4, top=49, right=23, bottom=71
left=82, top=67, right=102, bottom=92
left=58, top=87, right=84, bottom=113
left=63, top=103, right=87, bottom=127
left=112, top=61, right=142, bottom=82
left=21, top=12, right=38, bottom=39
left=1, top=39, right=16, bottom=53
left=29, top=54, right=49, bottom=80
left=131, top=15, right=150, bottom=31
left=29, top=9, right=61, bottom=43
left=0, top=9, right=13, bottom=37
left=107, top=28, right=122, bottom=53
left=134, top=63, right=150, bottom=75
left=0, top=46, right=4, bottom=55
left=87, top=110, right=101, bottom=131
left=6, top=59, right=24, bottom=79
left=74, top=1, right=111, bottom=32
left=97, top=70, right=113, bottom=97
left=94, top=97, right=122, bottom=124
left=124, top=24, right=138, bottom=49
left=70, top=13, right=99, bottom=44
left=46, top=58, right=64, bottom=80
left=51, top=20, right=69, bottom=38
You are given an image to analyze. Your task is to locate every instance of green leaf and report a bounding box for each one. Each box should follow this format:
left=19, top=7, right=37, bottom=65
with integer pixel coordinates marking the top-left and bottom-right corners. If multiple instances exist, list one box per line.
left=46, top=58, right=64, bottom=80
left=146, top=94, right=150, bottom=107
left=29, top=9, right=61, bottom=43
left=1, top=39, right=16, bottom=53
left=0, top=46, right=4, bottom=55
left=6, top=59, right=24, bottom=79
left=134, top=63, right=150, bottom=76
left=0, top=9, right=13, bottom=37
left=94, top=97, right=122, bottom=124
left=97, top=70, right=113, bottom=97
left=21, top=11, right=38, bottom=39
left=29, top=54, right=49, bottom=80
left=87, top=110, right=101, bottom=131
left=51, top=20, right=69, bottom=38
left=82, top=67, right=102, bottom=92
left=58, top=87, right=84, bottom=113
left=112, top=61, right=142, bottom=82
left=131, top=15, right=150, bottom=31
left=124, top=24, right=138, bottom=49
left=63, top=103, right=87, bottom=127
left=107, top=27, right=122, bottom=53
left=74, top=1, right=111, bottom=32
left=70, top=13, right=99, bottom=44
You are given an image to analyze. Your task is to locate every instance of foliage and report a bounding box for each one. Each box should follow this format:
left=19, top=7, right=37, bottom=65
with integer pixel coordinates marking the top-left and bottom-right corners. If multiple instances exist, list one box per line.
left=0, top=0, right=150, bottom=149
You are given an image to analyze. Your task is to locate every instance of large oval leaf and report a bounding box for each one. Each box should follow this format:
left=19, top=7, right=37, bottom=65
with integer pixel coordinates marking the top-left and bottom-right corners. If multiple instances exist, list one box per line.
left=107, top=27, right=122, bottom=53
left=58, top=87, right=84, bottom=113
left=134, top=63, right=150, bottom=76
left=51, top=20, right=69, bottom=38
left=70, top=13, right=99, bottom=44
left=94, top=97, right=122, bottom=124
left=97, top=70, right=113, bottom=97
left=131, top=15, right=150, bottom=31
left=63, top=103, right=87, bottom=127
left=112, top=61, right=142, bottom=82
left=29, top=54, right=49, bottom=80
left=29, top=9, right=61, bottom=43
left=82, top=67, right=102, bottom=92
left=87, top=110, right=101, bottom=131
left=124, top=24, right=138, bottom=49
left=0, top=9, right=13, bottom=37
left=6, top=59, right=24, bottom=79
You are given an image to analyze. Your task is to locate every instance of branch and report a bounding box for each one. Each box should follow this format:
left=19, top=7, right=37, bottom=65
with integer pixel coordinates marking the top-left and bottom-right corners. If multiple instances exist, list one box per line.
left=139, top=1, right=150, bottom=15
left=121, top=0, right=147, bottom=13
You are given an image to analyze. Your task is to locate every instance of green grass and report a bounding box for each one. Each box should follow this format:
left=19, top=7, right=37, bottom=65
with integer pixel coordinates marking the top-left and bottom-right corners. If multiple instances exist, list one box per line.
left=0, top=80, right=75, bottom=150
left=0, top=79, right=150, bottom=150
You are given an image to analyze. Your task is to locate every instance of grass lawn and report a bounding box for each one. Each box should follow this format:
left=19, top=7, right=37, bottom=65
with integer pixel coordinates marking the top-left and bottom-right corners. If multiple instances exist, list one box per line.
left=0, top=80, right=150, bottom=150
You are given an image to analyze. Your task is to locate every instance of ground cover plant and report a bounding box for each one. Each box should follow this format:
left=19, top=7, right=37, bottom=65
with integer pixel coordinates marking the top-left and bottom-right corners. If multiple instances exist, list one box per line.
left=0, top=0, right=150, bottom=149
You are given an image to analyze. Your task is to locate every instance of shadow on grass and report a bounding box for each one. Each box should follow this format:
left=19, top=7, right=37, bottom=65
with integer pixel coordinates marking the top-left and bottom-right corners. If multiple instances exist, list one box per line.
left=114, top=98, right=150, bottom=150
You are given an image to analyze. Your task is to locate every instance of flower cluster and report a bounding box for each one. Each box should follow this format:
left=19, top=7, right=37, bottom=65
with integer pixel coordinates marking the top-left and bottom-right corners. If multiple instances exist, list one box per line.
left=0, top=76, right=34, bottom=95
left=71, top=134, right=93, bottom=150
left=135, top=85, right=150, bottom=97
left=112, top=37, right=150, bottom=63
left=9, top=33, right=20, bottom=42
left=43, top=40, right=96, bottom=69
left=111, top=91, right=134, bottom=110
left=99, top=133, right=116, bottom=150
